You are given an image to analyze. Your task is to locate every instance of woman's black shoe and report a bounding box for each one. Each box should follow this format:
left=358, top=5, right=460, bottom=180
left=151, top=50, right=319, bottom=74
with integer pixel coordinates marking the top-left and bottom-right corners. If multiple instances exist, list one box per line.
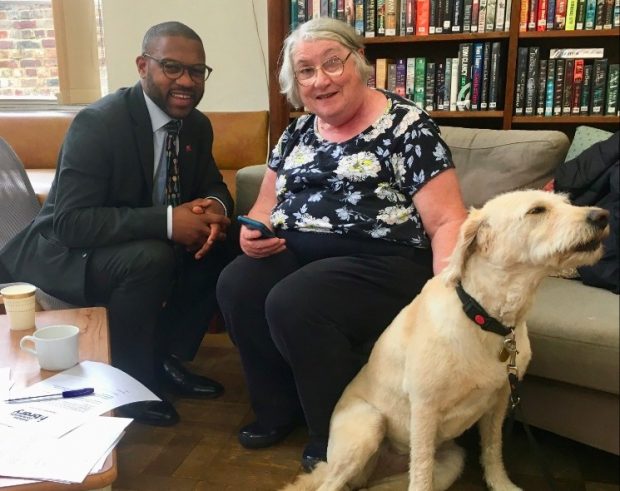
left=238, top=421, right=298, bottom=449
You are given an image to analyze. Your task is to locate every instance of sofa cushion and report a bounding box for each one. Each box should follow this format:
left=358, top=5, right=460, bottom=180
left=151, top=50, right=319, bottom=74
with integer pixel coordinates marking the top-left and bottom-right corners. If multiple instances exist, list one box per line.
left=526, top=276, right=620, bottom=395
left=439, top=127, right=570, bottom=208
left=235, top=164, right=267, bottom=216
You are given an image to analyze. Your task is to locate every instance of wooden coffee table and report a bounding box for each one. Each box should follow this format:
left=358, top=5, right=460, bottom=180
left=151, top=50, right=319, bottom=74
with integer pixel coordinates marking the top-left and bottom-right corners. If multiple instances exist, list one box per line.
left=1, top=307, right=117, bottom=491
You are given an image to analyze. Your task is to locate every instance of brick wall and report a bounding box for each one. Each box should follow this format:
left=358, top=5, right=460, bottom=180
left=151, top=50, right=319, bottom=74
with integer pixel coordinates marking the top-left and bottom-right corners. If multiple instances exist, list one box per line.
left=0, top=1, right=58, bottom=98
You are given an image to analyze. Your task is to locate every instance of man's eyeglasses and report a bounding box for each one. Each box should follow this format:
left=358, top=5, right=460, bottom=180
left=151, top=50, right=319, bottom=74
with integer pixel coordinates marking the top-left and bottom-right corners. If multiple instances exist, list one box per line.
left=142, top=53, right=213, bottom=83
left=294, top=52, right=353, bottom=86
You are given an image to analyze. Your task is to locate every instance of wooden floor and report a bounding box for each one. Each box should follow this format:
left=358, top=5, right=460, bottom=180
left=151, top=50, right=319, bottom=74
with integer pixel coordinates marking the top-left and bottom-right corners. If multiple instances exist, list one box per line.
left=114, top=333, right=620, bottom=491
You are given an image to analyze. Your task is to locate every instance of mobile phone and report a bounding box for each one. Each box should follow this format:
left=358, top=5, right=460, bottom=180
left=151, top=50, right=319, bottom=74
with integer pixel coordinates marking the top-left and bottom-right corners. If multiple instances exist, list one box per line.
left=237, top=215, right=276, bottom=238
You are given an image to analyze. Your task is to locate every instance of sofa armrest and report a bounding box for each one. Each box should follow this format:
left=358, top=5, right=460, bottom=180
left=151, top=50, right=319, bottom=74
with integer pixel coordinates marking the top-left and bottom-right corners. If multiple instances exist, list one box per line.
left=235, top=164, right=266, bottom=216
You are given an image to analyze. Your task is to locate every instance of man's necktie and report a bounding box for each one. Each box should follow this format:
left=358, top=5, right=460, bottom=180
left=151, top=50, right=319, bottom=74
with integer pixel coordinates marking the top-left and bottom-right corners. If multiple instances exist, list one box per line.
left=164, top=120, right=182, bottom=207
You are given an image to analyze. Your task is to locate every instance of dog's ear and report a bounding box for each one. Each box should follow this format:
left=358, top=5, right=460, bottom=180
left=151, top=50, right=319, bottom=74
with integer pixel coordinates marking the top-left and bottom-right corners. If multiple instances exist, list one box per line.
left=442, top=208, right=484, bottom=286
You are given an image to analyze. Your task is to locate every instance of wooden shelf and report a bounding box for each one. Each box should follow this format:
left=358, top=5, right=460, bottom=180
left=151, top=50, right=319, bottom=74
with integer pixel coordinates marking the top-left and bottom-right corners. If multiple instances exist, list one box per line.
left=519, top=28, right=620, bottom=39
left=430, top=110, right=504, bottom=118
left=513, top=115, right=620, bottom=124
left=364, top=32, right=510, bottom=44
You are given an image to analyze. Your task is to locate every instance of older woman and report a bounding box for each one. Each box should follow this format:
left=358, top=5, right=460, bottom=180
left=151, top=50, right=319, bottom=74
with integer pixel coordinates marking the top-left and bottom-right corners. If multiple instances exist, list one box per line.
left=216, top=17, right=466, bottom=470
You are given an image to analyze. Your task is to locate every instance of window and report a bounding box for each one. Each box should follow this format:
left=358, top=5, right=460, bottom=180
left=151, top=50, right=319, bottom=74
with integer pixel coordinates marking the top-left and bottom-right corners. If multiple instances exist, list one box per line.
left=0, top=0, right=106, bottom=105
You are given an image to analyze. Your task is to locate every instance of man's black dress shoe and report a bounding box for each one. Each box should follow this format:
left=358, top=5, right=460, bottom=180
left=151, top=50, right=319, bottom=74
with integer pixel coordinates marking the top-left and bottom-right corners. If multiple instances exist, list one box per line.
left=117, top=400, right=179, bottom=427
left=302, top=439, right=327, bottom=472
left=161, top=355, right=224, bottom=398
left=238, top=421, right=299, bottom=449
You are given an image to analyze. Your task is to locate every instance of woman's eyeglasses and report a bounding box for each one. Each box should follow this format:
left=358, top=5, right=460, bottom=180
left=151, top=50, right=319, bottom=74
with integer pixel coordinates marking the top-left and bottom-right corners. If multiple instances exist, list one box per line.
left=294, top=52, right=353, bottom=86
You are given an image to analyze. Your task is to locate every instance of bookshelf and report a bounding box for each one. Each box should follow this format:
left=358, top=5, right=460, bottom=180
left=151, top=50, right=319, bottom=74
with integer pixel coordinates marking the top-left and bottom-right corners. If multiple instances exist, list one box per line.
left=267, top=0, right=619, bottom=149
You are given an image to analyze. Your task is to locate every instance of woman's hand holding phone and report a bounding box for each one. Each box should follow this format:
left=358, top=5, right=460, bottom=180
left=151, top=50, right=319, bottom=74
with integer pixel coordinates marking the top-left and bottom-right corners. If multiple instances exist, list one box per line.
left=237, top=215, right=286, bottom=258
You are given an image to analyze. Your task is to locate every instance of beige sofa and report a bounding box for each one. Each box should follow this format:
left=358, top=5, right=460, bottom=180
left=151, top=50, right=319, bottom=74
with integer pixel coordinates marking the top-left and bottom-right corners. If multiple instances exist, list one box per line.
left=235, top=126, right=620, bottom=456
left=0, top=109, right=269, bottom=203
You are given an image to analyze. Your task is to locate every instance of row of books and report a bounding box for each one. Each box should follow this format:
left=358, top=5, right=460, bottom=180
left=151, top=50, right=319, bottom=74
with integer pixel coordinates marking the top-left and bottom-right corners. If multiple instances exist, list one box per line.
left=290, top=0, right=513, bottom=36
left=514, top=46, right=619, bottom=116
left=518, top=0, right=620, bottom=31
left=369, top=42, right=504, bottom=111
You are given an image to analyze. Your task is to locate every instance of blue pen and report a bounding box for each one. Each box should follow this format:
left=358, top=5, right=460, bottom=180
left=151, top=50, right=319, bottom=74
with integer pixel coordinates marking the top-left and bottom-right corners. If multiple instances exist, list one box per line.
left=4, top=387, right=94, bottom=404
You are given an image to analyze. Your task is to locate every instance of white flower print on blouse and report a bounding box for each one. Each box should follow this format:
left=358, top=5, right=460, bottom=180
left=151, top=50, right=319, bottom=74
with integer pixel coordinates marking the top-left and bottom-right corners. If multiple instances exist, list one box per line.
left=283, top=143, right=316, bottom=170
left=275, top=174, right=287, bottom=197
left=361, top=113, right=396, bottom=142
left=377, top=205, right=412, bottom=225
left=393, top=107, right=421, bottom=138
left=389, top=153, right=407, bottom=185
left=335, top=152, right=381, bottom=182
left=295, top=213, right=333, bottom=232
left=375, top=182, right=405, bottom=203
left=270, top=209, right=289, bottom=229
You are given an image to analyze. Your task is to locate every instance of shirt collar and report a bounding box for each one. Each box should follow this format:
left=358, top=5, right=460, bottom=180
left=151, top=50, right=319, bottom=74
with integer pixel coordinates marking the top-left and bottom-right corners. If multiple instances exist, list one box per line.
left=143, top=91, right=173, bottom=133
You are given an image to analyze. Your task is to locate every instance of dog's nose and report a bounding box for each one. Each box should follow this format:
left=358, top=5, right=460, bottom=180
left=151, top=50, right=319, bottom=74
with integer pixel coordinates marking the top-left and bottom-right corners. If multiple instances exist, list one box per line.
left=587, top=209, right=609, bottom=229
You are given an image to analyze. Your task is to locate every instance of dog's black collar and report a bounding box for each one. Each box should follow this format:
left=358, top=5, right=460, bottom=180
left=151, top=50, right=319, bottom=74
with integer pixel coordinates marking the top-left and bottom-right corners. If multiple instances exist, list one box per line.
left=455, top=283, right=513, bottom=337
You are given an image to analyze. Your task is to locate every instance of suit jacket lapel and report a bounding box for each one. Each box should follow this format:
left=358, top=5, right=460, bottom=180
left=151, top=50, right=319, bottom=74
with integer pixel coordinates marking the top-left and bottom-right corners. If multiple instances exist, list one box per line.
left=127, top=83, right=155, bottom=196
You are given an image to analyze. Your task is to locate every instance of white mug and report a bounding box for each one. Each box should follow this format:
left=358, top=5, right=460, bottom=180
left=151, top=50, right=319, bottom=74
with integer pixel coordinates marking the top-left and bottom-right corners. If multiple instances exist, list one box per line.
left=1, top=283, right=37, bottom=331
left=20, top=324, right=80, bottom=371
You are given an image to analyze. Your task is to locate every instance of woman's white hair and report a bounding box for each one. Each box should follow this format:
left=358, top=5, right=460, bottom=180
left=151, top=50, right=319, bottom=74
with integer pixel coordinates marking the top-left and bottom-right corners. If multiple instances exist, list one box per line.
left=279, top=17, right=373, bottom=108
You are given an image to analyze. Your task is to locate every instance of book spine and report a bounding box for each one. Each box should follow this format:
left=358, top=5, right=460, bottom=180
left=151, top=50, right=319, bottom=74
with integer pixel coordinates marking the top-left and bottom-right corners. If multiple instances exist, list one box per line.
left=290, top=0, right=299, bottom=29
left=471, top=42, right=484, bottom=109
left=514, top=47, right=528, bottom=114
left=377, top=0, right=386, bottom=34
left=430, top=0, right=438, bottom=32
left=464, top=0, right=474, bottom=29
left=525, top=46, right=540, bottom=115
left=605, top=63, right=619, bottom=114
left=505, top=0, right=513, bottom=28
left=565, top=0, right=578, bottom=28
left=571, top=59, right=584, bottom=113
left=450, top=57, right=459, bottom=110
left=575, top=0, right=587, bottom=27
left=495, top=0, right=506, bottom=29
left=375, top=58, right=389, bottom=89
left=444, top=58, right=453, bottom=108
left=437, top=0, right=446, bottom=31
left=406, top=58, right=416, bottom=100
left=457, top=42, right=473, bottom=110
left=536, top=0, right=548, bottom=28
left=555, top=0, right=567, bottom=27
left=614, top=0, right=620, bottom=26
left=367, top=61, right=377, bottom=87
left=345, top=0, right=356, bottom=25
left=536, top=59, right=548, bottom=114
left=488, top=41, right=502, bottom=109
left=406, top=0, right=416, bottom=33
left=553, top=58, right=565, bottom=115
left=425, top=62, right=437, bottom=110
left=355, top=0, right=366, bottom=34
left=603, top=0, right=614, bottom=27
left=545, top=59, right=556, bottom=115
left=365, top=0, right=377, bottom=36
left=480, top=42, right=492, bottom=109
left=395, top=58, right=407, bottom=97
left=443, top=0, right=453, bottom=30
left=387, top=61, right=397, bottom=92
left=436, top=62, right=445, bottom=109
left=580, top=63, right=593, bottom=113
left=471, top=0, right=481, bottom=29
left=417, top=0, right=431, bottom=33
left=562, top=58, right=575, bottom=114
left=385, top=0, right=398, bottom=33
left=584, top=0, right=597, bottom=26
left=331, top=0, right=340, bottom=19
left=590, top=58, right=608, bottom=113
left=414, top=57, right=427, bottom=107
left=453, top=0, right=464, bottom=30
left=528, top=0, right=539, bottom=28
left=594, top=0, right=605, bottom=27
left=479, top=0, right=488, bottom=30
left=547, top=0, right=557, bottom=28
left=486, top=0, right=498, bottom=29
left=321, top=0, right=330, bottom=17
left=399, top=0, right=408, bottom=34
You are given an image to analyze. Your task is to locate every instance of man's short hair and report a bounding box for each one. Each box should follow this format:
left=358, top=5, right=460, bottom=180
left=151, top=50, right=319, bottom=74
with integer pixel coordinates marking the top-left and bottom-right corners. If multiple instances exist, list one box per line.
left=142, top=21, right=203, bottom=53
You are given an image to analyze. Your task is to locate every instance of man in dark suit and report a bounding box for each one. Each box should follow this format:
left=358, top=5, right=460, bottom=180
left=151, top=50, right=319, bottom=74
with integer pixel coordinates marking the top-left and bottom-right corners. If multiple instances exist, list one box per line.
left=0, top=22, right=234, bottom=426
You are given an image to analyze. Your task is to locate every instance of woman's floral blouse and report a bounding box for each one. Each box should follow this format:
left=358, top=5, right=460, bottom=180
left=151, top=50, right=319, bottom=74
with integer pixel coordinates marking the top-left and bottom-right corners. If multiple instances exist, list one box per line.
left=267, top=90, right=454, bottom=248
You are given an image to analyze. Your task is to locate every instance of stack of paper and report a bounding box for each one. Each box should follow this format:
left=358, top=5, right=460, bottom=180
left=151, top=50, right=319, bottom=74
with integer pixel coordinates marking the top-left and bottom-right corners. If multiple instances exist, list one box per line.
left=0, top=361, right=160, bottom=486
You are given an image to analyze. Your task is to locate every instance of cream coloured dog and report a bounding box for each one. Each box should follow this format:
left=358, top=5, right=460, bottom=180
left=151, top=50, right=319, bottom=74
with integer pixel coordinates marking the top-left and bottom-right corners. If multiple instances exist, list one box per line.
left=283, top=190, right=609, bottom=491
